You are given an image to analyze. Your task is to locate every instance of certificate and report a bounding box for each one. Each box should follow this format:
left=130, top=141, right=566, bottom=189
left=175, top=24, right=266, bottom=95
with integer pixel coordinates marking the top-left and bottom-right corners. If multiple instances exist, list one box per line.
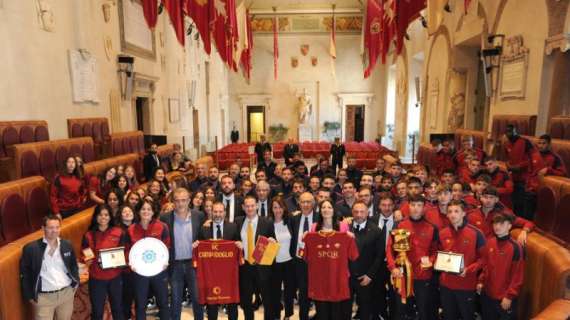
left=99, top=247, right=127, bottom=269
left=434, top=251, right=464, bottom=274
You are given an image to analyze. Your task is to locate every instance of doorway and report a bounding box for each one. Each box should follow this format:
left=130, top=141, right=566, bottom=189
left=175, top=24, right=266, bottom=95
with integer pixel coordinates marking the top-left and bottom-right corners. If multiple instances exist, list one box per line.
left=345, top=105, right=365, bottom=142
left=135, top=97, right=151, bottom=134
left=247, top=106, right=265, bottom=142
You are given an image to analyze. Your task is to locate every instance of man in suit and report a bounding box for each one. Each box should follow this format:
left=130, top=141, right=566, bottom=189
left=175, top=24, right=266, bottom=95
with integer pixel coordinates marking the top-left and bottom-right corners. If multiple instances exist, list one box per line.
left=335, top=181, right=357, bottom=218
left=257, top=150, right=278, bottom=180
left=311, top=158, right=335, bottom=179
left=349, top=201, right=384, bottom=320
left=285, top=178, right=306, bottom=213
left=358, top=186, right=378, bottom=220
left=231, top=125, right=239, bottom=144
left=255, top=181, right=271, bottom=218
left=235, top=196, right=276, bottom=320
left=216, top=175, right=244, bottom=223
left=190, top=163, right=209, bottom=191
left=197, top=201, right=241, bottom=320
left=255, top=135, right=272, bottom=165
left=283, top=138, right=300, bottom=166
left=143, top=143, right=161, bottom=181
left=330, top=137, right=346, bottom=173
left=289, top=192, right=320, bottom=320
left=161, top=188, right=206, bottom=320
left=346, top=157, right=363, bottom=189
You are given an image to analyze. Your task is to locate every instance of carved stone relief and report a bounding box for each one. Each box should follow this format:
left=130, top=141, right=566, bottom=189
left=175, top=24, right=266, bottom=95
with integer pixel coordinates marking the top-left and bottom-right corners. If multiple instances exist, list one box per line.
left=447, top=69, right=467, bottom=131
left=36, top=0, right=55, bottom=32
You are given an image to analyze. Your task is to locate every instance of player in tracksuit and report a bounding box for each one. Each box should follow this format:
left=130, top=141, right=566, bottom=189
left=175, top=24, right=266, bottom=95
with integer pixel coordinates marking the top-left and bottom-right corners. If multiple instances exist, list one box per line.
left=477, top=213, right=525, bottom=320
left=438, top=200, right=486, bottom=320
left=387, top=195, right=439, bottom=320
left=537, top=134, right=568, bottom=177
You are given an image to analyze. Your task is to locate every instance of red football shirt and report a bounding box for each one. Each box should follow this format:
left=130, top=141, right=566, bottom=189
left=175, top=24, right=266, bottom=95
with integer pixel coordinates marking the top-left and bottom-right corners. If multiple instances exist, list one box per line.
left=192, top=240, right=243, bottom=305
left=303, top=231, right=359, bottom=302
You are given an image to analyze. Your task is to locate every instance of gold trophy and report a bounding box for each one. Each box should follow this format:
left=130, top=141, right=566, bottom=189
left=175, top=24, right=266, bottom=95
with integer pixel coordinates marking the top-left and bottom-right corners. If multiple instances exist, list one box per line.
left=390, top=229, right=414, bottom=304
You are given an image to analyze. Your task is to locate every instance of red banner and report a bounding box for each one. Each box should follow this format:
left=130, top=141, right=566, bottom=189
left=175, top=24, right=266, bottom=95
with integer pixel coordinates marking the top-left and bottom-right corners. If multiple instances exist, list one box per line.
left=273, top=16, right=279, bottom=80
left=240, top=10, right=253, bottom=80
left=364, top=0, right=383, bottom=78
left=395, top=0, right=426, bottom=54
left=210, top=0, right=238, bottom=67
left=381, top=0, right=396, bottom=64
left=163, top=0, right=186, bottom=46
left=186, top=0, right=211, bottom=54
left=142, top=0, right=158, bottom=29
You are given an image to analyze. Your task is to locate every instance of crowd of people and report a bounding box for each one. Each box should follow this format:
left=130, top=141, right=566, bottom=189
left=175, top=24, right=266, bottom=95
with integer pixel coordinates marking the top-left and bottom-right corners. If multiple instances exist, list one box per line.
left=20, top=125, right=566, bottom=320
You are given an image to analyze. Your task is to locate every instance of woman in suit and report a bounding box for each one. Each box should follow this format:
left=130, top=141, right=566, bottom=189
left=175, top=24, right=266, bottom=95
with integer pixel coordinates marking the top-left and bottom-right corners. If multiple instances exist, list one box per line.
left=269, top=196, right=295, bottom=320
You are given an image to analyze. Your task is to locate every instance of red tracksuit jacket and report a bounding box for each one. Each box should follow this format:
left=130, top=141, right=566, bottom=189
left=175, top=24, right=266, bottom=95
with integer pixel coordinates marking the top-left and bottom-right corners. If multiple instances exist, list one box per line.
left=479, top=235, right=525, bottom=300
left=487, top=169, right=514, bottom=207
left=50, top=174, right=85, bottom=213
left=454, top=148, right=485, bottom=169
left=540, top=150, right=567, bottom=177
left=82, top=226, right=127, bottom=280
left=386, top=217, right=438, bottom=281
left=425, top=207, right=450, bottom=230
left=435, top=150, right=455, bottom=176
left=439, top=220, right=486, bottom=291
left=127, top=219, right=171, bottom=249
left=479, top=204, right=534, bottom=239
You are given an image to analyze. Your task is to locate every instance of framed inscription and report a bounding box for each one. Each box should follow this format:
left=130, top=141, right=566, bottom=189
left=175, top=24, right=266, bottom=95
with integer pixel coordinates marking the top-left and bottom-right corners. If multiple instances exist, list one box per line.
left=118, top=0, right=157, bottom=60
left=498, top=35, right=529, bottom=100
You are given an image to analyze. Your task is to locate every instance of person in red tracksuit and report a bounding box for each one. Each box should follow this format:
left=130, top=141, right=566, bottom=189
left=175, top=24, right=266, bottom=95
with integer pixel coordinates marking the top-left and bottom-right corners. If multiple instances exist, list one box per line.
left=50, top=156, right=86, bottom=218
left=82, top=204, right=127, bottom=320
left=479, top=187, right=533, bottom=245
left=397, top=177, right=423, bottom=218
left=453, top=135, right=486, bottom=169
left=477, top=213, right=524, bottom=320
left=438, top=200, right=486, bottom=320
left=433, top=139, right=456, bottom=177
left=504, top=124, right=545, bottom=220
left=458, top=157, right=481, bottom=185
left=387, top=195, right=438, bottom=320
left=425, top=184, right=452, bottom=230
left=482, top=156, right=514, bottom=208
left=127, top=199, right=171, bottom=320
left=537, top=134, right=568, bottom=177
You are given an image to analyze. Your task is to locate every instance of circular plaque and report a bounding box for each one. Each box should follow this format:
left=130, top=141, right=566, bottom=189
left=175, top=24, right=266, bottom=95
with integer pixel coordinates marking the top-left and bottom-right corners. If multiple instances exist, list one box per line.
left=128, top=237, right=169, bottom=277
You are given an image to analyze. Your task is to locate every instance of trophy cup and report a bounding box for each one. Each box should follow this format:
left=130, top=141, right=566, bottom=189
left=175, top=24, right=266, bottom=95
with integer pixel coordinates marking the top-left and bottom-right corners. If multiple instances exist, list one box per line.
left=390, top=229, right=414, bottom=304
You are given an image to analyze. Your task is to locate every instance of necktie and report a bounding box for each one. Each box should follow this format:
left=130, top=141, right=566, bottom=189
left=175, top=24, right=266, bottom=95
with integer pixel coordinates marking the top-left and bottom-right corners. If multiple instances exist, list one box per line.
left=216, top=224, right=222, bottom=239
left=261, top=202, right=266, bottom=217
left=303, top=216, right=309, bottom=233
left=247, top=221, right=255, bottom=264
left=381, top=219, right=389, bottom=238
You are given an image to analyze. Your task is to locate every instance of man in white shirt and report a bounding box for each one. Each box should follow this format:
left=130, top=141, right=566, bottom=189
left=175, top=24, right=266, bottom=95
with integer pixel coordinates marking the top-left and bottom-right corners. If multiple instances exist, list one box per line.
left=20, top=215, right=79, bottom=320
left=217, top=175, right=244, bottom=222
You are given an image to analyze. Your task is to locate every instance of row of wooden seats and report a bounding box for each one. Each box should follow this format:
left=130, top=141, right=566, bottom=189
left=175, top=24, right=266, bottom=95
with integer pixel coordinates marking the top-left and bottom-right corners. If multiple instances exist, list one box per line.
left=8, top=137, right=94, bottom=181
left=0, top=121, right=50, bottom=158
left=0, top=155, right=214, bottom=319
left=535, top=176, right=570, bottom=244
left=67, top=118, right=111, bottom=159
left=110, top=131, right=145, bottom=157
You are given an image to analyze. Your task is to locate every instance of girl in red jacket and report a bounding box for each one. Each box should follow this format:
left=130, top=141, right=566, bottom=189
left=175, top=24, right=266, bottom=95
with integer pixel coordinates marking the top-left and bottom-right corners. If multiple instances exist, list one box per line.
left=50, top=156, right=85, bottom=218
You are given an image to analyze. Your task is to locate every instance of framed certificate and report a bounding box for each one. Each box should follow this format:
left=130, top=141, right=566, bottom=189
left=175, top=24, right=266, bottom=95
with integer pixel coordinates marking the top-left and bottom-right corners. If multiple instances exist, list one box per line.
left=99, top=247, right=127, bottom=269
left=434, top=251, right=464, bottom=274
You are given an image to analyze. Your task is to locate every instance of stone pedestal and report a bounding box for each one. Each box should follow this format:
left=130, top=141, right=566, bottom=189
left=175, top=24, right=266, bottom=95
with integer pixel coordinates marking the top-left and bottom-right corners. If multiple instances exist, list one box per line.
left=298, top=124, right=313, bottom=142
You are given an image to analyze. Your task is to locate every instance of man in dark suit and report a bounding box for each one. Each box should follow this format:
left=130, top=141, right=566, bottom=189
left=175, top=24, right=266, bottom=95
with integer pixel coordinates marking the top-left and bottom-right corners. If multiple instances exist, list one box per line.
left=335, top=181, right=357, bottom=218
left=143, top=143, right=161, bottom=181
left=190, top=163, right=209, bottom=191
left=254, top=135, right=272, bottom=165
left=283, top=138, right=300, bottom=166
left=235, top=196, right=276, bottom=320
left=349, top=201, right=384, bottom=320
left=311, top=158, right=335, bottom=179
left=346, top=157, right=363, bottom=189
left=358, top=186, right=378, bottom=220
left=288, top=192, right=320, bottom=320
left=231, top=125, right=239, bottom=144
left=329, top=137, right=346, bottom=173
left=285, top=178, right=306, bottom=213
left=161, top=188, right=206, bottom=320
left=197, top=201, right=240, bottom=320
left=257, top=150, right=277, bottom=180
left=216, top=175, right=244, bottom=223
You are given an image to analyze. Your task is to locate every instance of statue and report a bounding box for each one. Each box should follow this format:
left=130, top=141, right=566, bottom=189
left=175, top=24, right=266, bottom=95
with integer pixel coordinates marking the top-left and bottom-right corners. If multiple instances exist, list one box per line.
left=447, top=93, right=465, bottom=131
left=297, top=90, right=312, bottom=124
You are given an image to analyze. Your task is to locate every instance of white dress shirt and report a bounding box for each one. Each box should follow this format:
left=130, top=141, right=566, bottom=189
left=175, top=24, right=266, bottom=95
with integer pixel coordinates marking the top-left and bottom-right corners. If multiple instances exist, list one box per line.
left=274, top=221, right=292, bottom=263
left=213, top=221, right=224, bottom=239
left=353, top=220, right=367, bottom=231
left=258, top=199, right=269, bottom=217
left=223, top=194, right=236, bottom=222
left=40, top=238, right=72, bottom=291
left=240, top=215, right=259, bottom=259
left=379, top=214, right=394, bottom=249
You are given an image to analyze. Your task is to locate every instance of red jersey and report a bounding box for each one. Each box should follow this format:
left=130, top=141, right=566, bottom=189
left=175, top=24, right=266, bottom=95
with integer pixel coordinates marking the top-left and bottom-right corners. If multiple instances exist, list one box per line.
left=193, top=240, right=243, bottom=305
left=50, top=174, right=85, bottom=213
left=479, top=235, right=524, bottom=300
left=504, top=136, right=533, bottom=182
left=425, top=207, right=450, bottom=230
left=439, top=220, right=486, bottom=291
left=479, top=204, right=534, bottom=238
left=540, top=150, right=567, bottom=177
left=386, top=217, right=438, bottom=281
left=127, top=219, right=171, bottom=249
left=302, top=231, right=359, bottom=302
left=82, top=227, right=127, bottom=280
left=454, top=148, right=485, bottom=169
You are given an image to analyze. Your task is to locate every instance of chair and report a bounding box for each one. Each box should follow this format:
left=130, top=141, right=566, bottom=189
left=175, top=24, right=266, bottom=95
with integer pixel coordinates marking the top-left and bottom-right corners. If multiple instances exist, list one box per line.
left=34, top=126, right=49, bottom=142
left=82, top=123, right=93, bottom=138
left=19, top=126, right=34, bottom=144
left=39, top=149, right=57, bottom=181
left=70, top=123, right=82, bottom=138
left=26, top=187, right=50, bottom=231
left=2, top=127, right=19, bottom=156
left=55, top=146, right=69, bottom=172
left=20, top=151, right=40, bottom=178
left=534, top=186, right=558, bottom=233
left=0, top=194, right=30, bottom=243
left=69, top=144, right=82, bottom=158
left=82, top=144, right=95, bottom=163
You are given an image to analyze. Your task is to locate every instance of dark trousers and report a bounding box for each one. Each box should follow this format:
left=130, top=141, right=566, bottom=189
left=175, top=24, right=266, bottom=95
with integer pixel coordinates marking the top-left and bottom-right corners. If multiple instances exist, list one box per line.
left=169, top=260, right=203, bottom=320
left=271, top=260, right=295, bottom=318
left=393, top=279, right=437, bottom=320
left=315, top=300, right=352, bottom=320
left=440, top=286, right=475, bottom=320
left=121, top=271, right=135, bottom=320
left=512, top=182, right=538, bottom=220
left=88, top=275, right=123, bottom=320
left=206, top=304, right=238, bottom=320
left=294, top=258, right=311, bottom=320
left=481, top=294, right=518, bottom=320
left=332, top=159, right=343, bottom=173
left=351, top=276, right=374, bottom=320
left=133, top=270, right=170, bottom=320
left=371, top=269, right=393, bottom=320
left=239, top=262, right=273, bottom=320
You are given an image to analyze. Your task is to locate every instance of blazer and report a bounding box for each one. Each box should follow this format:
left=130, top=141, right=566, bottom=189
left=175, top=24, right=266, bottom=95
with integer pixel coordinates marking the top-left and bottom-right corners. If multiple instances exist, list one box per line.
left=160, top=209, right=205, bottom=262
left=198, top=221, right=240, bottom=241
left=20, top=238, right=79, bottom=301
left=348, top=221, right=384, bottom=280
left=216, top=193, right=245, bottom=221
left=288, top=211, right=321, bottom=258
left=143, top=153, right=161, bottom=181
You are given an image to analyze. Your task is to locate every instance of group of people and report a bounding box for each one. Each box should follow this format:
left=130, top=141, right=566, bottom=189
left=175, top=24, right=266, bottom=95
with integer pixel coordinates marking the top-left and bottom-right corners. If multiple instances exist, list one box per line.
left=20, top=125, right=563, bottom=320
